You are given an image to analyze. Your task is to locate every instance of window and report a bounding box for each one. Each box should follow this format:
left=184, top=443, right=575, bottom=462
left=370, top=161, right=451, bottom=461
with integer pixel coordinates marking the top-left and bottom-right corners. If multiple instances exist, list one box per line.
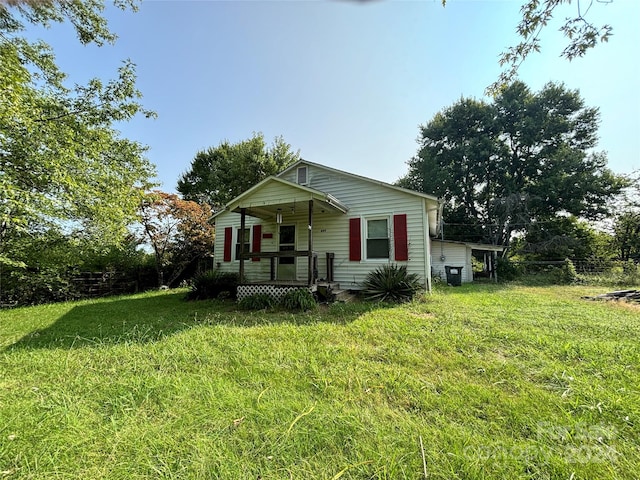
left=297, top=166, right=308, bottom=185
left=235, top=228, right=250, bottom=260
left=366, top=218, right=389, bottom=259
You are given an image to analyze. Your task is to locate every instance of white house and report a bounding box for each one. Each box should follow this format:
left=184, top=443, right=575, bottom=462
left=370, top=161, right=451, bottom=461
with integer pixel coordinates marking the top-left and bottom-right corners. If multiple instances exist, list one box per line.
left=212, top=160, right=499, bottom=297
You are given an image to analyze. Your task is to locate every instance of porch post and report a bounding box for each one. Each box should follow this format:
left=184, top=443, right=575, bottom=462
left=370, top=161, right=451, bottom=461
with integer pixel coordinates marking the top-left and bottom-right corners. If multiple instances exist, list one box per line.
left=308, top=199, right=313, bottom=286
left=239, top=208, right=246, bottom=281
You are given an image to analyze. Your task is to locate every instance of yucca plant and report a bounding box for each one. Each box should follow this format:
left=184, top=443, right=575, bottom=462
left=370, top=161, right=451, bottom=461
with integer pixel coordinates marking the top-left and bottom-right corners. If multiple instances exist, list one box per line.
left=362, top=264, right=422, bottom=303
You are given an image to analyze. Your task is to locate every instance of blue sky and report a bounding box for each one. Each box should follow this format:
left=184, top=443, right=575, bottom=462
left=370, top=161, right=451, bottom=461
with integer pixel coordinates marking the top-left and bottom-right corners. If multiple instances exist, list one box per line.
left=27, top=0, right=640, bottom=191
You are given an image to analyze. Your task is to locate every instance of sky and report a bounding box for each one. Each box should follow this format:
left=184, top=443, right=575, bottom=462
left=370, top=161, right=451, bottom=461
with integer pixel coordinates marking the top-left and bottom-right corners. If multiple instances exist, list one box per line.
left=23, top=0, right=640, bottom=192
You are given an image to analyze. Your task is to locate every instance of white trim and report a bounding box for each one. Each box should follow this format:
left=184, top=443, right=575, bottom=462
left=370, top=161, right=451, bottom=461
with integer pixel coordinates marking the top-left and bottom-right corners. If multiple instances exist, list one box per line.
left=364, top=215, right=391, bottom=261
left=423, top=199, right=432, bottom=293
left=279, top=159, right=439, bottom=203
left=233, top=226, right=251, bottom=262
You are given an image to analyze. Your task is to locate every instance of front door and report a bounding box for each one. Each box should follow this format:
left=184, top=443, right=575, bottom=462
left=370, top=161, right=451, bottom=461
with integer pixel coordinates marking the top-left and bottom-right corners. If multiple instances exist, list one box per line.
left=278, top=225, right=296, bottom=281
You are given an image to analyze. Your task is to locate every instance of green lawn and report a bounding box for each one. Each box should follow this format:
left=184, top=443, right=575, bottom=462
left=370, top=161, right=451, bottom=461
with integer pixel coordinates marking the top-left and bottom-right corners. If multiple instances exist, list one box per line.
left=0, top=284, right=638, bottom=479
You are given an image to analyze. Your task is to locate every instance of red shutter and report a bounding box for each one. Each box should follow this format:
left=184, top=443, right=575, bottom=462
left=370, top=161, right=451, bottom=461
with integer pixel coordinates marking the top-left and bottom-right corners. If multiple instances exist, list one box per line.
left=252, top=225, right=262, bottom=262
left=394, top=214, right=408, bottom=261
left=349, top=218, right=361, bottom=261
left=223, top=227, right=232, bottom=262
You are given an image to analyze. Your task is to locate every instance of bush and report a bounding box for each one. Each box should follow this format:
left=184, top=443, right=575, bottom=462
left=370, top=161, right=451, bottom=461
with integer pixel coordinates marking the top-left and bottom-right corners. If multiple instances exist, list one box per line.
left=496, top=257, right=524, bottom=281
left=186, top=270, right=240, bottom=300
left=1, top=268, right=81, bottom=306
left=362, top=264, right=422, bottom=303
left=552, top=258, right=579, bottom=284
left=281, top=288, right=317, bottom=311
left=238, top=293, right=277, bottom=310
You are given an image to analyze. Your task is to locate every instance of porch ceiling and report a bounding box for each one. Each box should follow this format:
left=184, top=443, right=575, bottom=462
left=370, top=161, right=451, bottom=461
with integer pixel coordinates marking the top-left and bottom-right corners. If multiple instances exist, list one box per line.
left=230, top=195, right=347, bottom=220
left=224, top=176, right=349, bottom=220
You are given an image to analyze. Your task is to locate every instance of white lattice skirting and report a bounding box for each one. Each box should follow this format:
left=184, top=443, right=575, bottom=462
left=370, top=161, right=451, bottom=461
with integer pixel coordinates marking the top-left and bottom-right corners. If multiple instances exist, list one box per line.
left=237, top=284, right=313, bottom=301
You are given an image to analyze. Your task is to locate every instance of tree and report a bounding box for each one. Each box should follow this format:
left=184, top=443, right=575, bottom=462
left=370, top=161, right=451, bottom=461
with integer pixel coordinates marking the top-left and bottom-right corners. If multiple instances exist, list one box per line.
left=177, top=133, right=300, bottom=211
left=139, top=191, right=215, bottom=287
left=511, top=215, right=616, bottom=260
left=399, top=81, right=627, bottom=251
left=612, top=172, right=640, bottom=261
left=0, top=0, right=156, bottom=267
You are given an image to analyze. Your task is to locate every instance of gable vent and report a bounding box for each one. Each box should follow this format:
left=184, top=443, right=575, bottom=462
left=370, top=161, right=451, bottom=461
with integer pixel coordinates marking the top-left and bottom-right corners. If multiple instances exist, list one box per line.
left=297, top=166, right=308, bottom=185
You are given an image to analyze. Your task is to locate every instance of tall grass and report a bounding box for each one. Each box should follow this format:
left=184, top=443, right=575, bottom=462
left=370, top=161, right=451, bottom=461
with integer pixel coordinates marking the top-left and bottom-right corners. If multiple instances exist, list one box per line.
left=0, top=286, right=638, bottom=478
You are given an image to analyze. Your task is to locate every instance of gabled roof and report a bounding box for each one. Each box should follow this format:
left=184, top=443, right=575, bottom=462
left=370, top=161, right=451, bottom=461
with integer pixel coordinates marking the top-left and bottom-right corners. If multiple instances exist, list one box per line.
left=212, top=175, right=349, bottom=221
left=278, top=159, right=440, bottom=203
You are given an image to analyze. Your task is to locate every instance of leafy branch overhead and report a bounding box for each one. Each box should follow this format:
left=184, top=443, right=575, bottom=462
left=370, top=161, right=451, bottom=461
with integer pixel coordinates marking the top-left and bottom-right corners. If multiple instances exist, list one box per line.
left=443, top=0, right=614, bottom=94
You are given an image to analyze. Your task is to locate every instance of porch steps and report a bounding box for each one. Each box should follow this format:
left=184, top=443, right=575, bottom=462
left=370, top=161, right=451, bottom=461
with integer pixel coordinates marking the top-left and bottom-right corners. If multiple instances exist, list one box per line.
left=316, top=283, right=357, bottom=302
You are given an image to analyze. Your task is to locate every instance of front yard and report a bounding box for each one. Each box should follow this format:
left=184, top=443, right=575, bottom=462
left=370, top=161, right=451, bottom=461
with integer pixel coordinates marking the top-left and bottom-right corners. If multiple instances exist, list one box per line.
left=0, top=284, right=638, bottom=479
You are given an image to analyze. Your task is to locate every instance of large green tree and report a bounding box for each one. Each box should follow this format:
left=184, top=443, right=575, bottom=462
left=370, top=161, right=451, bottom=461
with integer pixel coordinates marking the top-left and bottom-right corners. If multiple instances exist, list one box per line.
left=0, top=0, right=156, bottom=266
left=399, top=81, right=627, bottom=250
left=177, top=133, right=300, bottom=211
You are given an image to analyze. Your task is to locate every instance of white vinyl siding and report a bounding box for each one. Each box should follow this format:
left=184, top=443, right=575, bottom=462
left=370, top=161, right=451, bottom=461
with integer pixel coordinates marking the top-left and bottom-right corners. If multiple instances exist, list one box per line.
left=430, top=240, right=473, bottom=283
left=278, top=165, right=431, bottom=288
left=214, top=162, right=438, bottom=288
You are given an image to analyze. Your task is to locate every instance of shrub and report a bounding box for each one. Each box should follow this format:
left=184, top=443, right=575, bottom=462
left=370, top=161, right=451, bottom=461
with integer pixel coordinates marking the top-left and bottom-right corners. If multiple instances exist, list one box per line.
left=552, top=258, right=579, bottom=284
left=186, top=270, right=240, bottom=300
left=281, top=288, right=317, bottom=311
left=496, top=257, right=524, bottom=281
left=238, top=293, right=277, bottom=310
left=1, top=268, right=81, bottom=306
left=362, top=264, right=422, bottom=303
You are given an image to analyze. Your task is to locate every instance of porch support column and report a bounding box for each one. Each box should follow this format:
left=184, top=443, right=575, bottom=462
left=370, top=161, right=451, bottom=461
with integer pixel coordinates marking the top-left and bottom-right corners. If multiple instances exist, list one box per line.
left=239, top=208, right=246, bottom=281
left=307, top=199, right=313, bottom=286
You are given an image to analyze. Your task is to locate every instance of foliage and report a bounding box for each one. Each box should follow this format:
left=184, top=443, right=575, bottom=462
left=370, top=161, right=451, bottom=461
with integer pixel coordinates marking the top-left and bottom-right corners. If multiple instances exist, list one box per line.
left=0, top=228, right=157, bottom=306
left=611, top=173, right=640, bottom=261
left=511, top=215, right=616, bottom=261
left=1, top=286, right=639, bottom=478
left=613, top=212, right=640, bottom=261
left=362, top=263, right=423, bottom=302
left=237, top=293, right=278, bottom=310
left=280, top=288, right=317, bottom=311
left=551, top=258, right=579, bottom=285
left=488, top=0, right=614, bottom=93
left=1, top=267, right=79, bottom=306
left=138, top=191, right=214, bottom=287
left=0, top=0, right=156, bottom=267
left=177, top=133, right=300, bottom=211
left=496, top=256, right=524, bottom=281
left=399, top=81, right=627, bottom=249
left=186, top=270, right=240, bottom=300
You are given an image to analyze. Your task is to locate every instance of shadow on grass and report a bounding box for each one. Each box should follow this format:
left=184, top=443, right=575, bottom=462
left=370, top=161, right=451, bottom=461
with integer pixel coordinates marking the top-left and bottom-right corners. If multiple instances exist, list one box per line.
left=5, top=291, right=384, bottom=351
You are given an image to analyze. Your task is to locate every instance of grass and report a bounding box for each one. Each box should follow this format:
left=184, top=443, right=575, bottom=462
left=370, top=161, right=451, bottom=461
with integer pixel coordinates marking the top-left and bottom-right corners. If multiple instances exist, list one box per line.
left=0, top=284, right=638, bottom=479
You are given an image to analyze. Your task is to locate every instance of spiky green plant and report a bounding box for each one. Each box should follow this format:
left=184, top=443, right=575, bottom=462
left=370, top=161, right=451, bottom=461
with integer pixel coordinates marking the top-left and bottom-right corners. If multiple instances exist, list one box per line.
left=362, top=264, right=422, bottom=302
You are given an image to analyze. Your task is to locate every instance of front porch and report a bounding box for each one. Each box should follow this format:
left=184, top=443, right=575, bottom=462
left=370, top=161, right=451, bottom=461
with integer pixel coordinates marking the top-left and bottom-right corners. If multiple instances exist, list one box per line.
left=236, top=279, right=343, bottom=302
